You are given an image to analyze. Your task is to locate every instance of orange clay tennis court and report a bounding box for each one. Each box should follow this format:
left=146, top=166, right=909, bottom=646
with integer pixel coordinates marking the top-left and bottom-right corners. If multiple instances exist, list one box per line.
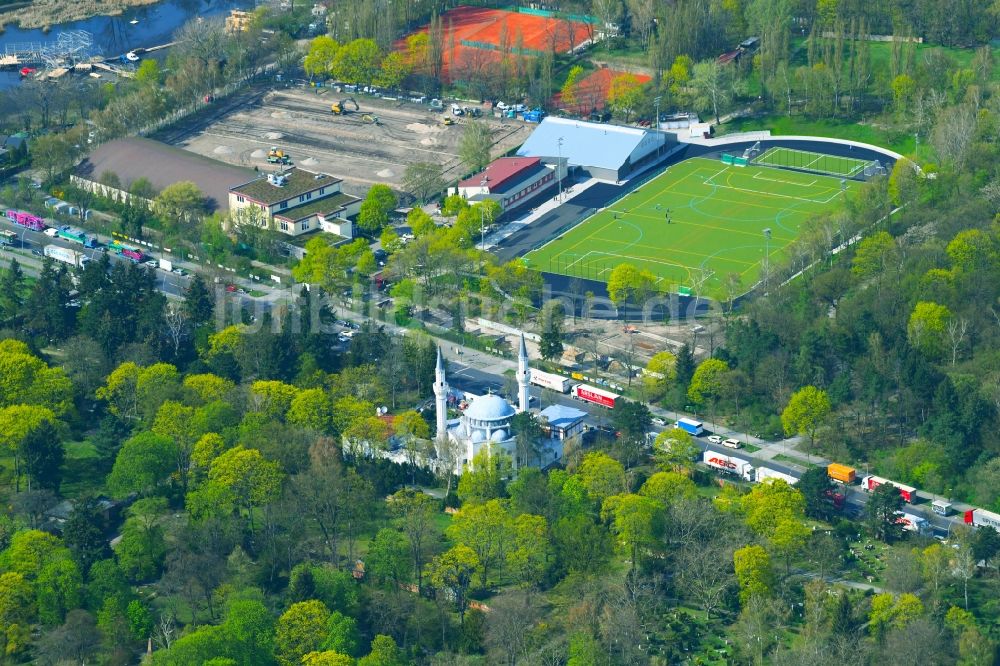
left=401, top=6, right=592, bottom=79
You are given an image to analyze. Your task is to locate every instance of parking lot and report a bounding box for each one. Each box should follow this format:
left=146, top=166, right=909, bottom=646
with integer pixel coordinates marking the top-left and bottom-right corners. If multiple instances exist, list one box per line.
left=171, top=88, right=535, bottom=195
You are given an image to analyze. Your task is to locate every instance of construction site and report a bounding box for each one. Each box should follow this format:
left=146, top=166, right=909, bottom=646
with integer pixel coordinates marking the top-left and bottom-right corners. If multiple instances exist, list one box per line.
left=162, top=87, right=535, bottom=194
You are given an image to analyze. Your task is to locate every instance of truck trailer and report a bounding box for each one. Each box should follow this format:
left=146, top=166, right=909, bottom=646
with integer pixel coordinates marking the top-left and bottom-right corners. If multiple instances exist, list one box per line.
left=860, top=475, right=917, bottom=503
left=44, top=245, right=89, bottom=268
left=754, top=466, right=799, bottom=485
left=827, top=463, right=857, bottom=484
left=964, top=507, right=1000, bottom=530
left=572, top=384, right=618, bottom=409
left=529, top=369, right=573, bottom=394
left=675, top=417, right=704, bottom=436
left=702, top=451, right=753, bottom=481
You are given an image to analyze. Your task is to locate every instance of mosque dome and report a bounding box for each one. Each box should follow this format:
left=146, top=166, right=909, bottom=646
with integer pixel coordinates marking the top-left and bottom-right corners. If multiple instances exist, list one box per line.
left=490, top=429, right=508, bottom=442
left=464, top=394, right=516, bottom=422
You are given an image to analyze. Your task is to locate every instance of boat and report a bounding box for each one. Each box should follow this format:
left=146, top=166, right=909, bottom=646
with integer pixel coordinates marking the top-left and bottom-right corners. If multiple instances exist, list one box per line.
left=129, top=19, right=139, bottom=25
left=125, top=51, right=139, bottom=62
left=19, top=67, right=36, bottom=77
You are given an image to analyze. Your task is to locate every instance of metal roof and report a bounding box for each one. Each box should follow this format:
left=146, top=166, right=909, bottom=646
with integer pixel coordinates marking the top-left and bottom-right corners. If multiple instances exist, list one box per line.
left=458, top=157, right=542, bottom=192
left=539, top=404, right=587, bottom=430
left=516, top=117, right=661, bottom=172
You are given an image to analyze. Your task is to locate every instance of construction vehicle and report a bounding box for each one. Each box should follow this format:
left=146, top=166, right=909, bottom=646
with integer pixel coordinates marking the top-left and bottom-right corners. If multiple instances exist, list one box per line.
left=361, top=113, right=381, bottom=125
left=331, top=97, right=359, bottom=115
left=442, top=116, right=455, bottom=126
left=267, top=146, right=290, bottom=164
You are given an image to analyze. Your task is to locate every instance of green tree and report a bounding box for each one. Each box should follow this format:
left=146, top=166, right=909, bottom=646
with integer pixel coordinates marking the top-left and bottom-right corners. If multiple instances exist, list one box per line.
left=287, top=388, right=334, bottom=433
left=36, top=558, right=82, bottom=625
left=447, top=499, right=512, bottom=589
left=508, top=513, right=549, bottom=592
left=851, top=231, right=897, bottom=281
left=690, top=59, right=733, bottom=124
left=425, top=544, right=479, bottom=626
left=0, top=259, right=26, bottom=324
left=538, top=302, right=565, bottom=361
left=606, top=263, right=656, bottom=312
left=560, top=65, right=585, bottom=110
left=375, top=51, right=410, bottom=89
left=134, top=59, right=162, bottom=87
left=866, top=482, right=905, bottom=542
left=457, top=448, right=511, bottom=504
left=402, top=161, right=444, bottom=203
left=0, top=405, right=59, bottom=492
left=796, top=467, right=836, bottom=520
left=20, top=418, right=64, bottom=492
left=0, top=572, right=33, bottom=657
left=781, top=385, right=831, bottom=451
left=613, top=400, right=652, bottom=443
left=601, top=493, right=663, bottom=578
left=639, top=471, right=697, bottom=505
left=333, top=38, right=382, bottom=85
left=304, top=36, right=341, bottom=79
left=30, top=132, right=77, bottom=183
left=643, top=351, right=676, bottom=402
left=652, top=427, right=699, bottom=472
left=607, top=73, right=645, bottom=122
left=358, top=635, right=404, bottom=666
left=62, top=497, right=108, bottom=574
left=153, top=182, right=207, bottom=234
left=366, top=529, right=409, bottom=587
left=275, top=600, right=331, bottom=666
left=907, top=301, right=952, bottom=359
left=188, top=445, right=283, bottom=534
left=184, top=275, right=215, bottom=327
left=0, top=341, right=73, bottom=416
left=320, top=610, right=359, bottom=656
left=357, top=184, right=397, bottom=234
left=107, top=432, right=178, bottom=499
left=459, top=120, right=493, bottom=173
left=389, top=489, right=437, bottom=591
left=733, top=544, right=773, bottom=605
left=687, top=358, right=730, bottom=423
left=578, top=451, right=627, bottom=504
left=407, top=207, right=437, bottom=237
left=740, top=478, right=805, bottom=538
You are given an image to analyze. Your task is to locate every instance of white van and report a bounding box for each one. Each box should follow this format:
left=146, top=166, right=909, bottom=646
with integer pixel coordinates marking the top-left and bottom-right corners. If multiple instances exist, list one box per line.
left=451, top=104, right=464, bottom=116
left=44, top=227, right=58, bottom=237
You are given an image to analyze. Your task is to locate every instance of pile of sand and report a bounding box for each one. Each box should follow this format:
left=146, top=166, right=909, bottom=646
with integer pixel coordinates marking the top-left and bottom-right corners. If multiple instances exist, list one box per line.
left=377, top=168, right=395, bottom=178
left=270, top=111, right=290, bottom=119
left=250, top=149, right=266, bottom=158
left=213, top=145, right=233, bottom=155
left=420, top=137, right=436, bottom=146
left=406, top=123, right=435, bottom=134
left=265, top=131, right=283, bottom=140
left=301, top=157, right=318, bottom=166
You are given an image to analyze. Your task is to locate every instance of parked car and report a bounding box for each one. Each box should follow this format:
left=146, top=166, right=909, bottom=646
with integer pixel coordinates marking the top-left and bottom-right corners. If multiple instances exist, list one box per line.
left=707, top=435, right=723, bottom=444
left=723, top=438, right=742, bottom=449
left=651, top=417, right=666, bottom=426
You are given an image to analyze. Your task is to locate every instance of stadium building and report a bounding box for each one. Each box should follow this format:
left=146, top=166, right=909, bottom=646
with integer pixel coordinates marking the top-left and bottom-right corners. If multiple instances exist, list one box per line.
left=516, top=117, right=673, bottom=182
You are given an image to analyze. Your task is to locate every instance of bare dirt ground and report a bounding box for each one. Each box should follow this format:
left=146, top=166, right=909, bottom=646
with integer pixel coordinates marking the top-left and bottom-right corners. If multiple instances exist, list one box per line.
left=172, top=87, right=534, bottom=197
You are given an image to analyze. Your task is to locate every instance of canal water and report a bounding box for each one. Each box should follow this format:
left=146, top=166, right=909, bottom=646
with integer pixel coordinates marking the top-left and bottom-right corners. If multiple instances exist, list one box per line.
left=0, top=0, right=249, bottom=89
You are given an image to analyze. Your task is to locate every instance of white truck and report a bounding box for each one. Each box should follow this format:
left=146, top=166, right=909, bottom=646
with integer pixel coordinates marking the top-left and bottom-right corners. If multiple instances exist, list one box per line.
left=754, top=466, right=799, bottom=485
left=702, top=451, right=754, bottom=481
left=896, top=511, right=931, bottom=535
left=44, top=245, right=89, bottom=268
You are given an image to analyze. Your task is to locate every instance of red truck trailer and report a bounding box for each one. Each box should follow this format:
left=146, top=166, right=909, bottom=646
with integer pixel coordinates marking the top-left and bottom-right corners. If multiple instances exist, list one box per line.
left=860, top=475, right=917, bottom=503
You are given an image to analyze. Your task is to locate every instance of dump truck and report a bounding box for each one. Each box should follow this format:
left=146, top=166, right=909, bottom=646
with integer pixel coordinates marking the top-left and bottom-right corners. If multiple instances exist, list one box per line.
left=828, top=463, right=857, bottom=484
left=331, top=97, right=359, bottom=114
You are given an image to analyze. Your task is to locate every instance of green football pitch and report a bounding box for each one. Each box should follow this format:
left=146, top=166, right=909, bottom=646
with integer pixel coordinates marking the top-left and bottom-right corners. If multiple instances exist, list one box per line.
left=523, top=156, right=860, bottom=299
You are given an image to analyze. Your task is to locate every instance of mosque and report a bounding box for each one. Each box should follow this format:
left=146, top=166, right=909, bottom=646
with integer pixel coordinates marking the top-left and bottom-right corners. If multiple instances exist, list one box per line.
left=433, top=334, right=532, bottom=473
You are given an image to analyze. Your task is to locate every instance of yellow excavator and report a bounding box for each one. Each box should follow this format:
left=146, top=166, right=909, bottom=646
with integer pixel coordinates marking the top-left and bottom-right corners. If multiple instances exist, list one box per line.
left=361, top=113, right=381, bottom=125
left=267, top=146, right=290, bottom=164
left=331, top=97, right=359, bottom=115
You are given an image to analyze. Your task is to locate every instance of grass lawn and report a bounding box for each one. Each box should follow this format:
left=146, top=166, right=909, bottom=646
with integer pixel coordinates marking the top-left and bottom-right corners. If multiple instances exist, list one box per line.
left=523, top=155, right=859, bottom=299
left=60, top=439, right=106, bottom=497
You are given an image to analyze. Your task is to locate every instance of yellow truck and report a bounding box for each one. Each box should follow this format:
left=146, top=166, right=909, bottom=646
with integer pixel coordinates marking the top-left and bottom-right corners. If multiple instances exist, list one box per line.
left=827, top=463, right=856, bottom=484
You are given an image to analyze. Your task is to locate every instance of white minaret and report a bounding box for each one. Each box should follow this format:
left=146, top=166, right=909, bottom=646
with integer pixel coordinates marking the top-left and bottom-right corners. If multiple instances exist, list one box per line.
left=434, top=346, right=449, bottom=440
left=517, top=333, right=531, bottom=413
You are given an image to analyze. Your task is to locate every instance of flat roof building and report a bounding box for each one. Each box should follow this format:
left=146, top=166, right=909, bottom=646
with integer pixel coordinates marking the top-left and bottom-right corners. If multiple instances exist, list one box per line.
left=516, top=116, right=672, bottom=182
left=455, top=156, right=566, bottom=211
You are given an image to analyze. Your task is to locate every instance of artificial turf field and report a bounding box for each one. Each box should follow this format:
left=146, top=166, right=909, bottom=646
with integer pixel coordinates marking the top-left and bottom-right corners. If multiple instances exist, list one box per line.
left=523, top=155, right=861, bottom=298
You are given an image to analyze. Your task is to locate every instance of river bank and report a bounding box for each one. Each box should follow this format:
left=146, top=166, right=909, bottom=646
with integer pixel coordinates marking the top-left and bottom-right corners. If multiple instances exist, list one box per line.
left=0, top=0, right=160, bottom=31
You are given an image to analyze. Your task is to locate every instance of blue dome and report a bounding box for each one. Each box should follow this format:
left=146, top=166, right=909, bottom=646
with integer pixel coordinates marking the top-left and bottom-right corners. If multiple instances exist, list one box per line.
left=464, top=394, right=516, bottom=422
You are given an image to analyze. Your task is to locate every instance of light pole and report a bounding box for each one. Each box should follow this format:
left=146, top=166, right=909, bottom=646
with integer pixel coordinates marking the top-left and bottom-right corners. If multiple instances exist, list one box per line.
left=557, top=136, right=564, bottom=203
left=763, top=227, right=771, bottom=290
left=653, top=95, right=662, bottom=133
